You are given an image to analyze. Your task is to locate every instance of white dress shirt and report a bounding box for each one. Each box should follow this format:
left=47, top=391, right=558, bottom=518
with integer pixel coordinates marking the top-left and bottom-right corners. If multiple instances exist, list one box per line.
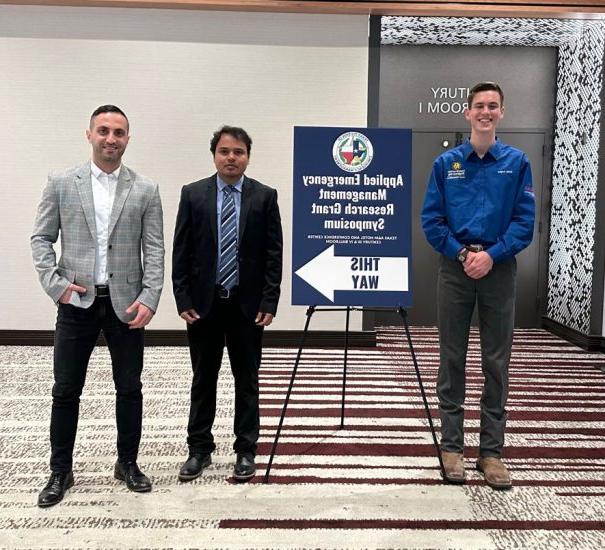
left=90, top=161, right=119, bottom=285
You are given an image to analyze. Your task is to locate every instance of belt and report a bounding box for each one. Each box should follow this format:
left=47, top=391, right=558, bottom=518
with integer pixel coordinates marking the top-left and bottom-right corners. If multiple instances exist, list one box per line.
left=465, top=244, right=484, bottom=253
left=95, top=284, right=110, bottom=298
left=215, top=285, right=238, bottom=299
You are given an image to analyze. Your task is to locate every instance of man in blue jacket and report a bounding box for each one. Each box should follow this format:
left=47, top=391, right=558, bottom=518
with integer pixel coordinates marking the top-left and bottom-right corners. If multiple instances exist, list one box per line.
left=421, top=82, right=535, bottom=490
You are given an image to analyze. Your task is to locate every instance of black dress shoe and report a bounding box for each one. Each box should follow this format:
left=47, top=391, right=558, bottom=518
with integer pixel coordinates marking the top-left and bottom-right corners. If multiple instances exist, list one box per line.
left=37, top=471, right=74, bottom=508
left=114, top=461, right=152, bottom=492
left=233, top=453, right=256, bottom=482
left=178, top=453, right=212, bottom=482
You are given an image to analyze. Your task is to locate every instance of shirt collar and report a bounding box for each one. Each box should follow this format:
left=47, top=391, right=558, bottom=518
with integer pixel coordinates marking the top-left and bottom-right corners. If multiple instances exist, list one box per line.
left=462, top=137, right=502, bottom=161
left=217, top=174, right=244, bottom=193
left=91, top=160, right=121, bottom=180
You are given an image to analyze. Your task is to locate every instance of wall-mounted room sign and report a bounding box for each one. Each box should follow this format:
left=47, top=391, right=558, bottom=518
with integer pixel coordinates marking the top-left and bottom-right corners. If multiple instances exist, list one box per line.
left=292, top=126, right=412, bottom=307
left=418, top=86, right=469, bottom=115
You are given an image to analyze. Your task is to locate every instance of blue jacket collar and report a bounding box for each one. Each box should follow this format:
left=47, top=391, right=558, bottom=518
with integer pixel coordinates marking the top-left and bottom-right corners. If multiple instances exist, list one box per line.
left=462, top=137, right=503, bottom=161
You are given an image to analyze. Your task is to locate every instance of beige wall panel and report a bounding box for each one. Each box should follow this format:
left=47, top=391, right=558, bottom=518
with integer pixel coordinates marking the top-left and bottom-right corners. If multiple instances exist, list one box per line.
left=0, top=5, right=368, bottom=331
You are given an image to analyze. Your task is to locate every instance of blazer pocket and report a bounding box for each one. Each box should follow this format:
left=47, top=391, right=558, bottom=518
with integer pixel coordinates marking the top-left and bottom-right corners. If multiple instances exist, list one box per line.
left=57, top=267, right=76, bottom=282
left=127, top=271, right=143, bottom=283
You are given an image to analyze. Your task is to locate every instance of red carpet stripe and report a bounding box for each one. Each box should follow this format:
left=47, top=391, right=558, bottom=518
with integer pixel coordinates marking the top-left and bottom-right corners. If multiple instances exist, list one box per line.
left=220, top=519, right=605, bottom=530
left=257, top=442, right=605, bottom=459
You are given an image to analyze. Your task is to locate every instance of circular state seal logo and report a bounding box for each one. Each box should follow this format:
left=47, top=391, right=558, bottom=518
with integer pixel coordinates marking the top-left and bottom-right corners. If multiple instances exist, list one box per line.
left=332, top=131, right=374, bottom=173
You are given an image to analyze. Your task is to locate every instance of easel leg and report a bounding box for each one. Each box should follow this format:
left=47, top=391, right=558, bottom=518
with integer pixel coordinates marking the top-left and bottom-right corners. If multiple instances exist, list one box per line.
left=263, top=306, right=315, bottom=484
left=340, top=306, right=350, bottom=429
left=397, top=307, right=446, bottom=480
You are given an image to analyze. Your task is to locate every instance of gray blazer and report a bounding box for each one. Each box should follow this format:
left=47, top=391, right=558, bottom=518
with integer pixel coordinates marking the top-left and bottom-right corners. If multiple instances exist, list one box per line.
left=31, top=162, right=164, bottom=323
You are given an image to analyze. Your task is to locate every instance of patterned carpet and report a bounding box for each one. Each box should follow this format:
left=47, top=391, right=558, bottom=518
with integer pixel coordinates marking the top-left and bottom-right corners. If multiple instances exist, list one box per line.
left=1, top=327, right=604, bottom=549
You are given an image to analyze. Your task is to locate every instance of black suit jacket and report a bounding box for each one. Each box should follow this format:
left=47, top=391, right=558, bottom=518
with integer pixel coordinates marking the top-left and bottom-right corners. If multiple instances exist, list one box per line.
left=172, top=174, right=283, bottom=321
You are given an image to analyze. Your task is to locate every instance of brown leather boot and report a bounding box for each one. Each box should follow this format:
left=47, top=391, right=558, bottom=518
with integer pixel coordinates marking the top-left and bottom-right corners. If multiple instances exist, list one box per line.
left=476, top=457, right=512, bottom=490
left=441, top=451, right=466, bottom=484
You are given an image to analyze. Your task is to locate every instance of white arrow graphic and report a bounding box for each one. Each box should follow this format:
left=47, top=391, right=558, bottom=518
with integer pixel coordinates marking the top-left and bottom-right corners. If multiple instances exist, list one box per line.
left=295, top=245, right=408, bottom=302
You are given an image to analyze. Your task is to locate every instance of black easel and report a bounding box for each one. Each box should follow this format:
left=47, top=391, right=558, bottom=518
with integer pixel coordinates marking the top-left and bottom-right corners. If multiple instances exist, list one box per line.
left=263, top=305, right=445, bottom=483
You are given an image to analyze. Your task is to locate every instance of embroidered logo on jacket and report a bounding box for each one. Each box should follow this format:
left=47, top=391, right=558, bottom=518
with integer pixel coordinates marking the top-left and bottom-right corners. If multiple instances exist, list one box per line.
left=447, top=161, right=465, bottom=180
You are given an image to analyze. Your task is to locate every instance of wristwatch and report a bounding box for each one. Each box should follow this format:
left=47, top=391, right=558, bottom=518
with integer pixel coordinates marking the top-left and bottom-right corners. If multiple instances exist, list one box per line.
left=457, top=247, right=469, bottom=264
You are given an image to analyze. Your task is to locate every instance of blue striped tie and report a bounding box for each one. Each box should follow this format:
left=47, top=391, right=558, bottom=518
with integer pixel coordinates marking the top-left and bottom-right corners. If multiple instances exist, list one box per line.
left=218, top=185, right=238, bottom=290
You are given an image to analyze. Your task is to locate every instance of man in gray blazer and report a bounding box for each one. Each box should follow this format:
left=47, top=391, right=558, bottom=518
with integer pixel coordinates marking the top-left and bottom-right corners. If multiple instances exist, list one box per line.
left=31, top=105, right=164, bottom=507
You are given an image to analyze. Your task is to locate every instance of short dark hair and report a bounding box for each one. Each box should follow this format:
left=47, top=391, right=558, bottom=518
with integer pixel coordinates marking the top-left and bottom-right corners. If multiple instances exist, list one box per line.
left=90, top=105, right=129, bottom=129
left=210, top=125, right=252, bottom=155
left=467, top=82, right=504, bottom=108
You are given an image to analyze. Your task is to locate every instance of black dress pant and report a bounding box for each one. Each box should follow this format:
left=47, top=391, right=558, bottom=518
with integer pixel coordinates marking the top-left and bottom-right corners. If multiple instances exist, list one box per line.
left=185, top=295, right=263, bottom=457
left=50, top=298, right=144, bottom=472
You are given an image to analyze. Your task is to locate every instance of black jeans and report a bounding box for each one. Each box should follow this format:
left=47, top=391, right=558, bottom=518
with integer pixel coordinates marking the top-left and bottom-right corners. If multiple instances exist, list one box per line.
left=50, top=298, right=144, bottom=472
left=185, top=296, right=263, bottom=457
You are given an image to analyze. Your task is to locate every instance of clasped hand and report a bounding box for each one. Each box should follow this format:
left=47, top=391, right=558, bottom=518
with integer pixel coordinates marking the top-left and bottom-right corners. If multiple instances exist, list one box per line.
left=464, top=251, right=494, bottom=279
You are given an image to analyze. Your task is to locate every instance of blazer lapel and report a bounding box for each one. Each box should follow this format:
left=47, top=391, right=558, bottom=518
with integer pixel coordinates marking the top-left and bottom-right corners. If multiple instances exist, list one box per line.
left=108, top=166, right=133, bottom=237
left=75, top=163, right=97, bottom=240
left=239, top=176, right=252, bottom=242
left=207, top=176, right=218, bottom=248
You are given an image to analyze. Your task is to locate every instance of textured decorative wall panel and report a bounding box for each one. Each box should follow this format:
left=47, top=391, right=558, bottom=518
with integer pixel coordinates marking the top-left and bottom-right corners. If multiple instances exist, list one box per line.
left=382, top=16, right=605, bottom=334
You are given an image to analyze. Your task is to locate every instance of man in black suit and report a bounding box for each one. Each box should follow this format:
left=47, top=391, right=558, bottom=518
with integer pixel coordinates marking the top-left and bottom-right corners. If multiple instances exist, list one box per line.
left=172, top=126, right=283, bottom=482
